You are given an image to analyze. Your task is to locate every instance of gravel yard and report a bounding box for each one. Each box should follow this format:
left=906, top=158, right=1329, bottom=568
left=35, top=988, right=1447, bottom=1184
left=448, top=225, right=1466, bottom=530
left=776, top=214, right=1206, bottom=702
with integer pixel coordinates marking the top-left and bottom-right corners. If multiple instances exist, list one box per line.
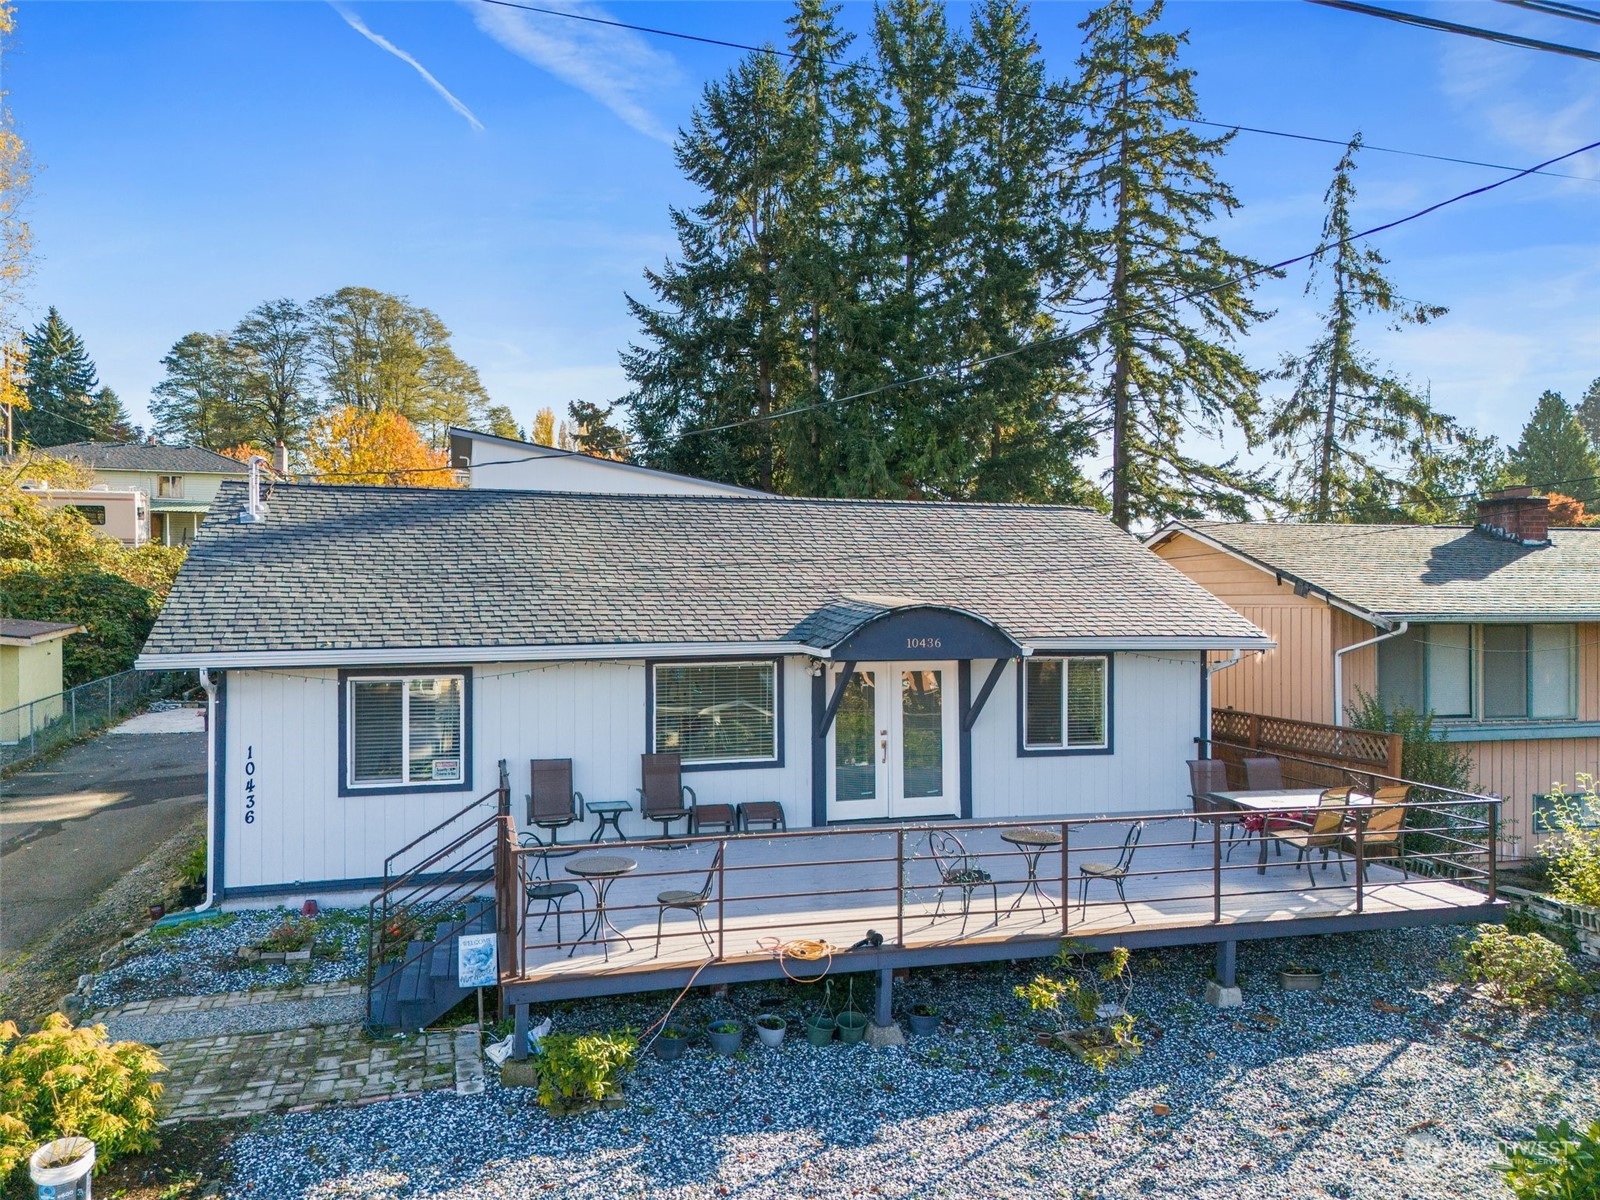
left=225, top=925, right=1600, bottom=1199
left=88, top=909, right=367, bottom=1010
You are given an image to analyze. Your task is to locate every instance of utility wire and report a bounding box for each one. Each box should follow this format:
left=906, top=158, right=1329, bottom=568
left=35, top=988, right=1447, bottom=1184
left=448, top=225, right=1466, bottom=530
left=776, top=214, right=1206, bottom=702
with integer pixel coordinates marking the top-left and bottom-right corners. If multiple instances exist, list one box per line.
left=1497, top=0, right=1600, bottom=29
left=1307, top=0, right=1600, bottom=64
left=475, top=0, right=1600, bottom=184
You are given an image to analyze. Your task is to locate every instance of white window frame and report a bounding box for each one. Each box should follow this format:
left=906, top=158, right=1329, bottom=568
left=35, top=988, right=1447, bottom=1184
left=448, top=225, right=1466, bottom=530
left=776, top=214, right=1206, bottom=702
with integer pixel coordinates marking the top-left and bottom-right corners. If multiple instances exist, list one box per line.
left=651, top=659, right=779, bottom=767
left=345, top=672, right=466, bottom=790
left=1022, top=654, right=1110, bottom=753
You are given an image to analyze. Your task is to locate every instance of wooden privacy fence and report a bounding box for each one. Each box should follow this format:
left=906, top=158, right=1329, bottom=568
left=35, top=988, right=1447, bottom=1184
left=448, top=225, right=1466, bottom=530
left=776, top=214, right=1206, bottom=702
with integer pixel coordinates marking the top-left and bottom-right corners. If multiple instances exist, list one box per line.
left=1209, top=708, right=1402, bottom=791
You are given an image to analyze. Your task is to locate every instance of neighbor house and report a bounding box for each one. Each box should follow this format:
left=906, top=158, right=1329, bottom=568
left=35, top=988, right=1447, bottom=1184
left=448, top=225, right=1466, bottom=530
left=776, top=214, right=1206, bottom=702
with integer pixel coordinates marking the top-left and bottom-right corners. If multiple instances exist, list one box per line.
left=448, top=426, right=762, bottom=495
left=1147, top=488, right=1600, bottom=856
left=0, top=619, right=80, bottom=743
left=42, top=442, right=250, bottom=546
left=134, top=482, right=1273, bottom=905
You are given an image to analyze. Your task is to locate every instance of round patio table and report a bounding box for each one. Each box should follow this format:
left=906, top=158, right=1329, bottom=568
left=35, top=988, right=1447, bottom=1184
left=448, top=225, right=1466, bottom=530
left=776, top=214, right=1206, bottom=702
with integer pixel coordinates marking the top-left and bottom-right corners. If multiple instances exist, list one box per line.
left=1001, top=827, right=1063, bottom=921
left=565, top=855, right=638, bottom=961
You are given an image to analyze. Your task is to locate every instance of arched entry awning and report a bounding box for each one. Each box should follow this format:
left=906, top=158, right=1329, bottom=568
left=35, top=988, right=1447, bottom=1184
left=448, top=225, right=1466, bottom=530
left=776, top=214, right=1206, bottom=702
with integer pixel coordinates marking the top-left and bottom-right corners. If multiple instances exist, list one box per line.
left=817, top=602, right=1024, bottom=661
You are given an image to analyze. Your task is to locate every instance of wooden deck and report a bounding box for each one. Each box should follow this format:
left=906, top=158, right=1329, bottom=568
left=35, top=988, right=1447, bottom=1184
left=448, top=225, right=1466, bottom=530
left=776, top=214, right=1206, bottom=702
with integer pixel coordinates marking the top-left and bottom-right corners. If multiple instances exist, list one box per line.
left=501, top=813, right=1501, bottom=1004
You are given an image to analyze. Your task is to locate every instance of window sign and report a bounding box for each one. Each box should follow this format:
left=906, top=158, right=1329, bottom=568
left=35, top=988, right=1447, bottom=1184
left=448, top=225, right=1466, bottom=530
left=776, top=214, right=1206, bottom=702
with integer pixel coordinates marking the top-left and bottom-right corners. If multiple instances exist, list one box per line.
left=347, top=674, right=465, bottom=788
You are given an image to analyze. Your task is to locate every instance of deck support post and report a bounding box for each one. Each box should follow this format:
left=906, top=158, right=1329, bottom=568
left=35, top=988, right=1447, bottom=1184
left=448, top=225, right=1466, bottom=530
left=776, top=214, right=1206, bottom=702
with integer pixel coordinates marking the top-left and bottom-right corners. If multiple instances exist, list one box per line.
left=512, top=1003, right=530, bottom=1061
left=1205, top=940, right=1242, bottom=1008
left=876, top=966, right=893, bottom=1027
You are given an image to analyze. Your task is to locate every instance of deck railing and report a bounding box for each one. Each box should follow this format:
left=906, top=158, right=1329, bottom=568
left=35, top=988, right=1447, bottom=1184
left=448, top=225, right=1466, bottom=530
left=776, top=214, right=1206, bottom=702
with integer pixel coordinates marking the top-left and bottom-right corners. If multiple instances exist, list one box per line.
left=495, top=789, right=1499, bottom=983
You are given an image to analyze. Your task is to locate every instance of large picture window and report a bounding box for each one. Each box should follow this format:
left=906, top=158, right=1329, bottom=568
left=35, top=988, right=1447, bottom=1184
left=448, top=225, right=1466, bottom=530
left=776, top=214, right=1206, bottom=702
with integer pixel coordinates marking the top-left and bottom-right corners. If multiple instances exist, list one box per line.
left=347, top=674, right=465, bottom=788
left=1022, top=655, right=1109, bottom=752
left=653, top=660, right=777, bottom=766
left=1377, top=623, right=1575, bottom=722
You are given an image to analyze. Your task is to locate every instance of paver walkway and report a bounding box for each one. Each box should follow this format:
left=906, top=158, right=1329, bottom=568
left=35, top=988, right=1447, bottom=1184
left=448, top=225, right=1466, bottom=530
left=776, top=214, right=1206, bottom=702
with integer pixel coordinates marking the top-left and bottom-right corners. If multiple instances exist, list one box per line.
left=100, top=981, right=364, bottom=1043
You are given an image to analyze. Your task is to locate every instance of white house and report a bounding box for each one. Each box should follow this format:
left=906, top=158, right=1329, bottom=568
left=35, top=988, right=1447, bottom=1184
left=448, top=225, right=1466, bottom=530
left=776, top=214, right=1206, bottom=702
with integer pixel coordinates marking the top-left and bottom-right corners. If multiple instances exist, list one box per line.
left=135, top=482, right=1272, bottom=907
left=448, top=426, right=762, bottom=496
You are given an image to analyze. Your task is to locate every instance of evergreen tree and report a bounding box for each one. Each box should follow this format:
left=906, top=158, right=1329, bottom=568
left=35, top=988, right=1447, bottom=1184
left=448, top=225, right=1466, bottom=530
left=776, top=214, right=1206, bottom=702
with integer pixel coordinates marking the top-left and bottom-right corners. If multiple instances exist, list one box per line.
left=84, top=386, right=137, bottom=442
left=1063, top=0, right=1273, bottom=528
left=1510, top=390, right=1600, bottom=503
left=1267, top=135, right=1465, bottom=522
left=1576, top=375, right=1600, bottom=453
left=150, top=332, right=256, bottom=449
left=568, top=400, right=629, bottom=460
left=233, top=298, right=314, bottom=447
left=17, top=307, right=105, bottom=446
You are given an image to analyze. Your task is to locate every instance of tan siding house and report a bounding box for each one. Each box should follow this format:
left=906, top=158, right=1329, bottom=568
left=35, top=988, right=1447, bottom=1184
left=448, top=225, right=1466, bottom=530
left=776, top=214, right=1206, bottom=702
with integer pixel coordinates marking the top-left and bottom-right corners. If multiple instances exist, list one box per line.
left=1149, top=490, right=1600, bottom=858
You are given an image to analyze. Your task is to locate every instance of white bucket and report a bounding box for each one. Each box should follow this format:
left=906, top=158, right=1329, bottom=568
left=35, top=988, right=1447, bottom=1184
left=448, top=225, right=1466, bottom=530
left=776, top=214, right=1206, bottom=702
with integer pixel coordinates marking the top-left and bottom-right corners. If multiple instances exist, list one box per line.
left=29, top=1138, right=95, bottom=1200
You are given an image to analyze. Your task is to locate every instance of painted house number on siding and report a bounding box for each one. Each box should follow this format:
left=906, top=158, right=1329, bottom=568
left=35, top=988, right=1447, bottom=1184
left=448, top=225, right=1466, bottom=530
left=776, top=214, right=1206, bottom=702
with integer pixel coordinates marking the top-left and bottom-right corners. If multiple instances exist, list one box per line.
left=905, top=637, right=942, bottom=649
left=243, top=746, right=257, bottom=825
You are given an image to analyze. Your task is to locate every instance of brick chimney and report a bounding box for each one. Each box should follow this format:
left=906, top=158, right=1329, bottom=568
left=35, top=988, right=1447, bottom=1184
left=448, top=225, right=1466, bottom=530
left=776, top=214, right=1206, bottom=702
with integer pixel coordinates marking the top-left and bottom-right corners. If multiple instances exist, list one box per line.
left=1476, top=486, right=1550, bottom=546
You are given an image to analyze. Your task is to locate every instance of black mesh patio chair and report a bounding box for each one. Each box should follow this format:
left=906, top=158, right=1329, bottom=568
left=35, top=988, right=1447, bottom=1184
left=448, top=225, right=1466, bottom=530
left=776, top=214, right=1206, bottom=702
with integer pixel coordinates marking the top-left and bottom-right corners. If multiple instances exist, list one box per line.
left=1243, top=756, right=1292, bottom=855
left=639, top=752, right=697, bottom=839
left=1268, top=786, right=1354, bottom=885
left=926, top=830, right=997, bottom=933
left=1187, top=758, right=1242, bottom=848
left=1078, top=822, right=1144, bottom=917
left=653, top=844, right=722, bottom=956
left=527, top=758, right=583, bottom=845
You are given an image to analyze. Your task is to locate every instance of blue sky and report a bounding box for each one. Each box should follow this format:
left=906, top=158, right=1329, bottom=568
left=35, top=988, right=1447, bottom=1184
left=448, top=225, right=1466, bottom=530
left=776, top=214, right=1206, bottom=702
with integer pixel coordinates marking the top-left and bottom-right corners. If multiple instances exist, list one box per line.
left=10, top=0, right=1600, bottom=463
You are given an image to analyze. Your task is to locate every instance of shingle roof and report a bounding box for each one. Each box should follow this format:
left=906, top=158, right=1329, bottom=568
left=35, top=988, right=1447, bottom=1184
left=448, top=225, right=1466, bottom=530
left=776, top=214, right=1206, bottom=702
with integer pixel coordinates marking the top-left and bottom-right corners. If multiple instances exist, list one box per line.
left=0, top=618, right=80, bottom=643
left=41, top=442, right=248, bottom=475
left=1167, top=520, right=1600, bottom=622
left=139, top=484, right=1270, bottom=661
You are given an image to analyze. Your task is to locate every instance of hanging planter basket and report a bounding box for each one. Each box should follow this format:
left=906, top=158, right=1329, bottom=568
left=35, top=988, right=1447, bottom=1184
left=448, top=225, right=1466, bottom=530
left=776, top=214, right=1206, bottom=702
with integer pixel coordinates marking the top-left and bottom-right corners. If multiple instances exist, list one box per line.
left=805, top=1014, right=836, bottom=1047
left=836, top=1011, right=869, bottom=1045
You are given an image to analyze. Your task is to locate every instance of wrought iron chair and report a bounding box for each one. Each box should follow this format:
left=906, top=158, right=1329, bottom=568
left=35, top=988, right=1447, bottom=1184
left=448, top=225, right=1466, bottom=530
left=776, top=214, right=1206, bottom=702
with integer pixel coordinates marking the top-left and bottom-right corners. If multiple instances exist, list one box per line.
left=519, top=831, right=581, bottom=947
left=639, top=752, right=697, bottom=840
left=926, top=830, right=997, bottom=933
left=653, top=844, right=723, bottom=956
left=527, top=758, right=583, bottom=845
left=1268, top=786, right=1354, bottom=885
left=1078, top=822, right=1144, bottom=917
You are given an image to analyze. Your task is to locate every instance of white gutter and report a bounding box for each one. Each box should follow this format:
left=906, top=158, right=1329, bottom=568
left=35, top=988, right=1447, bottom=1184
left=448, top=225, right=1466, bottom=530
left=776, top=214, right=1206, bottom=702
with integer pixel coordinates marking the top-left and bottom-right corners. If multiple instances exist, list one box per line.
left=1333, top=621, right=1408, bottom=727
left=195, top=669, right=219, bottom=912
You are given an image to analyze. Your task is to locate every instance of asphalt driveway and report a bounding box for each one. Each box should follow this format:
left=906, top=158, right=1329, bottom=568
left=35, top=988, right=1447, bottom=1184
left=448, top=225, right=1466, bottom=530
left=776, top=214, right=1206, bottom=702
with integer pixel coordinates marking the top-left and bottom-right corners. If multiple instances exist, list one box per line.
left=1, top=711, right=206, bottom=959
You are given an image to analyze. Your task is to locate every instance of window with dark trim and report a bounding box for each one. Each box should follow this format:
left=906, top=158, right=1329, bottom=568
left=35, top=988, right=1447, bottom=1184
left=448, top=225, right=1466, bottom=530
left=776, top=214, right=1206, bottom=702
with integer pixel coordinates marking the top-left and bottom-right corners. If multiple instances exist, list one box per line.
left=653, top=660, right=777, bottom=765
left=1023, top=655, right=1108, bottom=751
left=347, top=674, right=465, bottom=788
left=1378, top=623, right=1575, bottom=721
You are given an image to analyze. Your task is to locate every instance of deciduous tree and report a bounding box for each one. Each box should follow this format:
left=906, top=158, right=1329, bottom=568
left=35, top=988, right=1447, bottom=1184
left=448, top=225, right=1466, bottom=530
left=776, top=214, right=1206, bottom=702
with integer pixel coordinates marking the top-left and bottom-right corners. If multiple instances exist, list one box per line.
left=303, top=405, right=458, bottom=486
left=0, top=2, right=32, bottom=335
left=232, top=298, right=314, bottom=447
left=150, top=332, right=255, bottom=450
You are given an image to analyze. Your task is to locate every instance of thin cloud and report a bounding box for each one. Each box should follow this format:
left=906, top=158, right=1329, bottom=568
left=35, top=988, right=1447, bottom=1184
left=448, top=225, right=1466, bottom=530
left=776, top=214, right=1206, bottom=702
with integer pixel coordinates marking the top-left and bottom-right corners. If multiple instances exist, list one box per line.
left=468, top=1, right=678, bottom=143
left=332, top=3, right=485, bottom=132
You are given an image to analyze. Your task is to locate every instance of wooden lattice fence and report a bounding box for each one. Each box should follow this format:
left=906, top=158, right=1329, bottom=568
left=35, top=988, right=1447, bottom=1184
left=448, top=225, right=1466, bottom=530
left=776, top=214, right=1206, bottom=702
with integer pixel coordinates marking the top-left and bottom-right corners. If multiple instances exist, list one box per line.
left=1209, top=709, right=1402, bottom=792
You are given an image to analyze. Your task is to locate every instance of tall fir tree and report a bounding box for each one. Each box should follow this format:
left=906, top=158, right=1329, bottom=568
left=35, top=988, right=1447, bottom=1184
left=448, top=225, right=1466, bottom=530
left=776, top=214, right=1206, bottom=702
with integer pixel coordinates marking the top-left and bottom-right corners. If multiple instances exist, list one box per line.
left=1576, top=375, right=1600, bottom=454
left=1266, top=135, right=1472, bottom=522
left=1064, top=0, right=1273, bottom=528
left=16, top=307, right=111, bottom=446
left=1510, top=390, right=1600, bottom=503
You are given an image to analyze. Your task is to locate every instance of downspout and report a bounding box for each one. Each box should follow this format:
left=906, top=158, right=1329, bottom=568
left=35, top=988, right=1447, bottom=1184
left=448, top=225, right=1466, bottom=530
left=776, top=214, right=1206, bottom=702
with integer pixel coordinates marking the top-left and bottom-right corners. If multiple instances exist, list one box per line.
left=1201, top=650, right=1245, bottom=753
left=1333, top=621, right=1408, bottom=727
left=195, top=668, right=219, bottom=912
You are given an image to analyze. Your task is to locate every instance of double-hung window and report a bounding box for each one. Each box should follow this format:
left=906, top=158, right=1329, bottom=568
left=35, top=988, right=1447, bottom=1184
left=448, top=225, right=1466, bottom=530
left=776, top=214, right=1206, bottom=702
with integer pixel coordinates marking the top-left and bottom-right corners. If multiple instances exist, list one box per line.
left=1022, top=655, right=1109, bottom=752
left=347, top=673, right=466, bottom=789
left=652, top=660, right=777, bottom=766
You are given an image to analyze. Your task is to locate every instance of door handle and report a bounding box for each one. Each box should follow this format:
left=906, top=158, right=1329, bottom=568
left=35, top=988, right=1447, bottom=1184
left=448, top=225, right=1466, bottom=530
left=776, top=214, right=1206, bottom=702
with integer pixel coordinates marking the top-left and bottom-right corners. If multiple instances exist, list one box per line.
left=880, top=731, right=888, bottom=763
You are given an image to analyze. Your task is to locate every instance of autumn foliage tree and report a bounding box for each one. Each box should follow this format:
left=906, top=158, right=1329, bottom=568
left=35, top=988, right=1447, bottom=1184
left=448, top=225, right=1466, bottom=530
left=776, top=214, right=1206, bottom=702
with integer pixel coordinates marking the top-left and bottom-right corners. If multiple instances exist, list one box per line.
left=1543, top=492, right=1588, bottom=528
left=304, top=406, right=457, bottom=487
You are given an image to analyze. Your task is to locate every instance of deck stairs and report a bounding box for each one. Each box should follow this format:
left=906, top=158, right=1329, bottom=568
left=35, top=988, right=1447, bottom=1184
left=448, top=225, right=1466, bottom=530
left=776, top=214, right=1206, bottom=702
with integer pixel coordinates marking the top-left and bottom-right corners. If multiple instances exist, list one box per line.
left=365, top=761, right=511, bottom=1033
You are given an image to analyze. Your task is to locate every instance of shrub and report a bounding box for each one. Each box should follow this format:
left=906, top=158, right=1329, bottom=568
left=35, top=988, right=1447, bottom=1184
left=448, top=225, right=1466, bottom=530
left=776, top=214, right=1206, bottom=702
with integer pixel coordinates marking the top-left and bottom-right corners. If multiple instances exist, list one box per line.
left=177, top=840, right=207, bottom=891
left=1501, top=1119, right=1600, bottom=1200
left=259, top=914, right=315, bottom=953
left=0, top=1014, right=165, bottom=1179
left=1538, top=774, right=1600, bottom=909
left=533, top=1030, right=636, bottom=1113
left=1459, top=925, right=1587, bottom=1007
left=1346, top=693, right=1474, bottom=791
left=1016, top=943, right=1140, bottom=1071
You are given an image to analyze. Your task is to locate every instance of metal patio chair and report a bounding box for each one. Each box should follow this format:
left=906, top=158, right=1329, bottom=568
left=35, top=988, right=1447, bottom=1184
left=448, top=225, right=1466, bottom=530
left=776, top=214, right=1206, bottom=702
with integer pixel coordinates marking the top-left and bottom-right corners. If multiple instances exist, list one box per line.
left=639, top=752, right=698, bottom=840
left=653, top=844, right=722, bottom=956
left=926, top=830, right=997, bottom=933
left=519, top=830, right=581, bottom=946
left=1187, top=758, right=1242, bottom=849
left=1344, top=787, right=1409, bottom=880
left=1078, top=822, right=1144, bottom=918
left=527, top=758, right=583, bottom=845
left=1268, top=786, right=1354, bottom=885
left=1243, top=756, right=1293, bottom=855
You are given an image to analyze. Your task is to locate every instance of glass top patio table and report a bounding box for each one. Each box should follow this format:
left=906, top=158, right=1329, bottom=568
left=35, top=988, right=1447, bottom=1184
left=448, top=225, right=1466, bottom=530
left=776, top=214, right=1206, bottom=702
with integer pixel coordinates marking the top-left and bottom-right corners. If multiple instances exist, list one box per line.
left=1207, top=790, right=1373, bottom=874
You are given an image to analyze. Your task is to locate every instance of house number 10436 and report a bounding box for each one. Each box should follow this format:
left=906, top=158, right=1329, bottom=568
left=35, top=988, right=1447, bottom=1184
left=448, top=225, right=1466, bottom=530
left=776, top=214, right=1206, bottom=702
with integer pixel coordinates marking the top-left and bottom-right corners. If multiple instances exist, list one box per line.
left=905, top=637, right=942, bottom=649
left=243, top=745, right=257, bottom=825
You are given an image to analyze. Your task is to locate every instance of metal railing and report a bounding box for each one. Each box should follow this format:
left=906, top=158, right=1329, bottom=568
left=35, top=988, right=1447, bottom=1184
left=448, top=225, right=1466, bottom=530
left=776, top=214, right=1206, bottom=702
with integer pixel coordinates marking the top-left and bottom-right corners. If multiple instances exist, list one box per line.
left=495, top=789, right=1500, bottom=984
left=0, top=669, right=197, bottom=771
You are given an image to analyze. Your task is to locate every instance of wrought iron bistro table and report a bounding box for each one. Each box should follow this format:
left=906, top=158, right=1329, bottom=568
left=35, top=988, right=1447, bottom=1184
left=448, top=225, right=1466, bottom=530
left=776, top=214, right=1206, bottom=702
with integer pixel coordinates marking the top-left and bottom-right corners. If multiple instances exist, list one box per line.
left=565, top=855, right=638, bottom=961
left=1209, top=790, right=1373, bottom=875
left=584, top=799, right=633, bottom=843
left=1001, top=827, right=1064, bottom=919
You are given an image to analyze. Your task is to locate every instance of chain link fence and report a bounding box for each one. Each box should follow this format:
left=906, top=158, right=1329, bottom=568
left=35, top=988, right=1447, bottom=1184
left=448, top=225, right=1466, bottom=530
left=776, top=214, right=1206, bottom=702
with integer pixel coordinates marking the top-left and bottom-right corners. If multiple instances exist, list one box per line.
left=0, top=669, right=200, bottom=772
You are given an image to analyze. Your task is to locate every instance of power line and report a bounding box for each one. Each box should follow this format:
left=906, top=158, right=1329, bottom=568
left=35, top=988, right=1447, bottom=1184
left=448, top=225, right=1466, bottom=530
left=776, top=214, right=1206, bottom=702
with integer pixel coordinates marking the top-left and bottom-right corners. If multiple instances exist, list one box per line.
left=1307, top=0, right=1600, bottom=64
left=475, top=0, right=1600, bottom=184
left=1497, top=0, right=1600, bottom=29
left=646, top=134, right=1600, bottom=448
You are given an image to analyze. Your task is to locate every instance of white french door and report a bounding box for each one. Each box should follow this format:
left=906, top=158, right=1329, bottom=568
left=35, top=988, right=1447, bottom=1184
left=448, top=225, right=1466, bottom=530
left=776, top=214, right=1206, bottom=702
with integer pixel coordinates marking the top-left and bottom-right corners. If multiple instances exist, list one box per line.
left=826, top=661, right=959, bottom=822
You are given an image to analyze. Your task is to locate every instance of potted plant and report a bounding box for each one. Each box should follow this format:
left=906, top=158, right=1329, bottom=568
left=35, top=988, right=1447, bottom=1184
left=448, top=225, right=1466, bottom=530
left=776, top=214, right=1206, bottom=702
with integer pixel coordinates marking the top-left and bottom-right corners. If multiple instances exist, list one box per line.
left=835, top=1009, right=869, bottom=1045
left=653, top=1025, right=691, bottom=1061
left=29, top=1136, right=95, bottom=1199
left=907, top=1003, right=941, bottom=1036
left=1279, top=962, right=1324, bottom=991
left=754, top=1013, right=786, bottom=1049
left=805, top=1013, right=836, bottom=1047
left=705, top=1018, right=744, bottom=1056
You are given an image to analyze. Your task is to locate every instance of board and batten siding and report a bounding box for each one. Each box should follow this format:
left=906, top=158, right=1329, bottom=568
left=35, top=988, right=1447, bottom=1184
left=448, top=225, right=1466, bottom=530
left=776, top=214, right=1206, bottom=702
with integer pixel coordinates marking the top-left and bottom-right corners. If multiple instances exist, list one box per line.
left=967, top=653, right=1202, bottom=818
